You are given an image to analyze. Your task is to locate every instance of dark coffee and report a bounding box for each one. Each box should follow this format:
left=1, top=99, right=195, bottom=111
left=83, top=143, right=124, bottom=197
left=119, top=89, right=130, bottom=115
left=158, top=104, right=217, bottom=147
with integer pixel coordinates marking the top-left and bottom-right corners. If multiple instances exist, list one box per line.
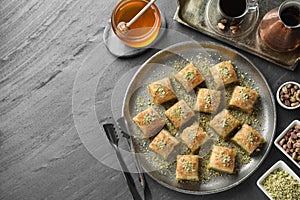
left=280, top=6, right=300, bottom=27
left=219, top=0, right=247, bottom=17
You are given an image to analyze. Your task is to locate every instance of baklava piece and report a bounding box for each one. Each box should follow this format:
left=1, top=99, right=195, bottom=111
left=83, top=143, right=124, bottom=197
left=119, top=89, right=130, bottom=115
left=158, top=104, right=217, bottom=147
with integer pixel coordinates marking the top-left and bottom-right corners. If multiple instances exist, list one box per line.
left=176, top=155, right=200, bottom=182
left=209, top=109, right=240, bottom=139
left=210, top=61, right=238, bottom=89
left=149, top=129, right=180, bottom=160
left=148, top=77, right=177, bottom=105
left=229, top=86, right=259, bottom=113
left=194, top=88, right=221, bottom=113
left=165, top=100, right=195, bottom=129
left=207, top=145, right=236, bottom=174
left=133, top=107, right=165, bottom=138
left=231, top=124, right=265, bottom=155
left=180, top=124, right=208, bottom=153
left=174, top=63, right=205, bottom=92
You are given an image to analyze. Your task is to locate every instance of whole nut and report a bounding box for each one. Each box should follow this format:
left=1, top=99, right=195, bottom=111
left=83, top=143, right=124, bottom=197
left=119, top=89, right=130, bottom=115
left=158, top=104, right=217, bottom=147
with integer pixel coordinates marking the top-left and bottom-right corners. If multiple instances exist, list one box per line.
left=231, top=29, right=239, bottom=35
left=283, top=144, right=287, bottom=149
left=291, top=88, right=295, bottom=94
left=292, top=152, right=297, bottom=159
left=285, top=148, right=290, bottom=153
left=287, top=141, right=292, bottom=149
left=280, top=96, right=284, bottom=101
left=291, top=132, right=298, bottom=139
left=279, top=138, right=286, bottom=146
left=218, top=22, right=226, bottom=31
left=282, top=94, right=289, bottom=99
left=282, top=86, right=288, bottom=93
left=290, top=96, right=297, bottom=103
left=284, top=100, right=291, bottom=106
left=286, top=148, right=290, bottom=153
left=285, top=134, right=289, bottom=140
left=296, top=90, right=300, bottom=101
left=292, top=102, right=300, bottom=107
left=294, top=143, right=300, bottom=148
left=291, top=138, right=296, bottom=144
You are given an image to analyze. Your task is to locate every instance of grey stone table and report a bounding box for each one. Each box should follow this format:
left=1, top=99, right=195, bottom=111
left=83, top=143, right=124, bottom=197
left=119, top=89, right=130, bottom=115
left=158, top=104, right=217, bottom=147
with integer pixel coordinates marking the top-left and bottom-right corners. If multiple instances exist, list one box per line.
left=0, top=0, right=299, bottom=199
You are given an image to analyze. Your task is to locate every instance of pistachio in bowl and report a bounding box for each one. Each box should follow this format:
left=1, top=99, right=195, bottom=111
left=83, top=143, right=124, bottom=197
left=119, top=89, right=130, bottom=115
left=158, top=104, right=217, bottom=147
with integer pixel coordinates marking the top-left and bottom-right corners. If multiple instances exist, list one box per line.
left=276, top=81, right=300, bottom=110
left=274, top=119, right=300, bottom=168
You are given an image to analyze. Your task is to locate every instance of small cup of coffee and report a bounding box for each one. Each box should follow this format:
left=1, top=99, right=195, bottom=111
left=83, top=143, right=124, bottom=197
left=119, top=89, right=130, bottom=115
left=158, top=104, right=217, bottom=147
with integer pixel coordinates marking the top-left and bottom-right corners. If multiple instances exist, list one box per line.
left=218, top=0, right=258, bottom=20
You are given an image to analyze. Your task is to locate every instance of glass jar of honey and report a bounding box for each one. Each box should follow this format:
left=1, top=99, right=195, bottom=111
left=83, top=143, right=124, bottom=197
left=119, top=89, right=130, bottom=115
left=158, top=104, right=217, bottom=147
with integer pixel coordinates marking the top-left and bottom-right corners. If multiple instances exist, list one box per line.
left=111, top=0, right=162, bottom=48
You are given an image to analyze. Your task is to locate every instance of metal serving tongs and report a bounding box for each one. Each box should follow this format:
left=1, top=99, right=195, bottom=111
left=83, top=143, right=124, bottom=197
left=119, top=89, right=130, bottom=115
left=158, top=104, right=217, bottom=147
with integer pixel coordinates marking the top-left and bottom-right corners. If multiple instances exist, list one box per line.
left=103, top=124, right=142, bottom=200
left=117, top=118, right=152, bottom=200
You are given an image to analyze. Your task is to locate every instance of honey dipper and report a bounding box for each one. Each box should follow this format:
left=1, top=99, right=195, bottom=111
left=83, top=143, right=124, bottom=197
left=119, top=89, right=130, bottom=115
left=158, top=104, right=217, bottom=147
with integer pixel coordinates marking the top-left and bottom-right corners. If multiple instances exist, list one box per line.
left=117, top=0, right=157, bottom=34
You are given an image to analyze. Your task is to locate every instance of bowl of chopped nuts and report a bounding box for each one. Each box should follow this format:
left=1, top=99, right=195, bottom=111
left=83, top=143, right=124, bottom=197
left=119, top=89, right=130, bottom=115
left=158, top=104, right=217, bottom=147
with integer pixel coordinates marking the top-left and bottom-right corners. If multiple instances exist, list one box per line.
left=274, top=119, right=300, bottom=168
left=276, top=81, right=300, bottom=109
left=257, top=160, right=300, bottom=200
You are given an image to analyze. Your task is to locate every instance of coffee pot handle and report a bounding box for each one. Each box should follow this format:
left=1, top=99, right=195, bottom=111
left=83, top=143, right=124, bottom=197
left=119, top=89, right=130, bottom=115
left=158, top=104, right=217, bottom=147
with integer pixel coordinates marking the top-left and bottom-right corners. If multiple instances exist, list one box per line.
left=248, top=0, right=258, bottom=13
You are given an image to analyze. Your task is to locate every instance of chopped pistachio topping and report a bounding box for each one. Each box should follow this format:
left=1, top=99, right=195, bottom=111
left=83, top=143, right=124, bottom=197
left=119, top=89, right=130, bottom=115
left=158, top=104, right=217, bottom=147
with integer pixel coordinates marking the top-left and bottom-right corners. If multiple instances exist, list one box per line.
left=137, top=96, right=146, bottom=107
left=262, top=168, right=300, bottom=200
left=181, top=159, right=193, bottom=172
left=174, top=107, right=182, bottom=118
left=155, top=85, right=166, bottom=97
left=205, top=95, right=212, bottom=106
left=219, top=66, right=231, bottom=79
left=156, top=139, right=167, bottom=149
left=239, top=90, right=249, bottom=102
left=221, top=154, right=231, bottom=167
left=143, top=113, right=154, bottom=125
left=174, top=62, right=183, bottom=71
left=218, top=151, right=231, bottom=167
left=221, top=118, right=229, bottom=128
left=247, top=132, right=257, bottom=143
left=184, top=71, right=195, bottom=81
left=188, top=130, right=198, bottom=142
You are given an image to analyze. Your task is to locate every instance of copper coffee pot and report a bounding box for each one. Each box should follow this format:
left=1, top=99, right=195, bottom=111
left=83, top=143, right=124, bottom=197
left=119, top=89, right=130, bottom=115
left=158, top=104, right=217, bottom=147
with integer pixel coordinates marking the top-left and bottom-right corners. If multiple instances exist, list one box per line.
left=258, top=0, right=300, bottom=52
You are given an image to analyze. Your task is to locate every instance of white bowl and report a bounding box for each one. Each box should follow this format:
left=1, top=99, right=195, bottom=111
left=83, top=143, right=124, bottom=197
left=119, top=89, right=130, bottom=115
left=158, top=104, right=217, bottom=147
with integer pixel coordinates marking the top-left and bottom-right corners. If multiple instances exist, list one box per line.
left=274, top=119, right=300, bottom=169
left=256, top=160, right=300, bottom=200
left=276, top=81, right=300, bottom=110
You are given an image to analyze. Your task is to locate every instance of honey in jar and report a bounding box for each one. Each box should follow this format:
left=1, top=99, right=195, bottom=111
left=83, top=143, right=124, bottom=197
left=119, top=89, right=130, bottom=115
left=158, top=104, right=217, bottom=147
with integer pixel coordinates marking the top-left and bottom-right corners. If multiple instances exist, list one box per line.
left=111, top=0, right=161, bottom=48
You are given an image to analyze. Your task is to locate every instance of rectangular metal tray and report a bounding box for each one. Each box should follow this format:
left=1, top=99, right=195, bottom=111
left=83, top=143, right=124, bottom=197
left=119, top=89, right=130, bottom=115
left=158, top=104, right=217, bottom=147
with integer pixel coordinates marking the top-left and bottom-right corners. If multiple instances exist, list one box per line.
left=174, top=0, right=300, bottom=70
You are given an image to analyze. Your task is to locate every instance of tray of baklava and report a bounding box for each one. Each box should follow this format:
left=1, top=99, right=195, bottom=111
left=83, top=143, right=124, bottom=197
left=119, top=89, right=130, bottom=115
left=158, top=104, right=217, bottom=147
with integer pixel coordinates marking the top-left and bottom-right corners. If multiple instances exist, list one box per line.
left=122, top=41, right=276, bottom=195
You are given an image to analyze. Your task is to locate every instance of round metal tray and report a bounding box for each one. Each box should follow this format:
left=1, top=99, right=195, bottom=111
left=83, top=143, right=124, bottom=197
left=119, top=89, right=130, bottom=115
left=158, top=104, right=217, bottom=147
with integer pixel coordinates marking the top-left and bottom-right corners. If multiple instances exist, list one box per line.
left=122, top=41, right=276, bottom=195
